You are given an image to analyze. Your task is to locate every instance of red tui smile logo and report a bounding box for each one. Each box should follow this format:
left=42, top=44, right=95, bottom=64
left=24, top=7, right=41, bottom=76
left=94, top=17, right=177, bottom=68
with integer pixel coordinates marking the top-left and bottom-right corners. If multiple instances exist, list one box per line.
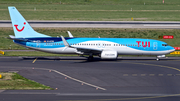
left=14, top=22, right=26, bottom=32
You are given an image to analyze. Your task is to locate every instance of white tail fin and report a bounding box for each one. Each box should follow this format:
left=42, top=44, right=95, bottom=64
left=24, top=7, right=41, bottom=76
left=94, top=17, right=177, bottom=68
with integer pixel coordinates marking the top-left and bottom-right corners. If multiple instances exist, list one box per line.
left=8, top=6, right=50, bottom=38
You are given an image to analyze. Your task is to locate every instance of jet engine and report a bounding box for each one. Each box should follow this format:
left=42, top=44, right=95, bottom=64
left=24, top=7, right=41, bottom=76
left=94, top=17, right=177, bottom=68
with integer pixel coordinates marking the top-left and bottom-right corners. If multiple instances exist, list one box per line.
left=101, top=51, right=117, bottom=59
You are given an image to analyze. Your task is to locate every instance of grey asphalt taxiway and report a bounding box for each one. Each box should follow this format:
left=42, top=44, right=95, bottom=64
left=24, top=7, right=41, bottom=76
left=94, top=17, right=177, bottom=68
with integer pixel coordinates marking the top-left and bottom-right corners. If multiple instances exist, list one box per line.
left=0, top=56, right=180, bottom=101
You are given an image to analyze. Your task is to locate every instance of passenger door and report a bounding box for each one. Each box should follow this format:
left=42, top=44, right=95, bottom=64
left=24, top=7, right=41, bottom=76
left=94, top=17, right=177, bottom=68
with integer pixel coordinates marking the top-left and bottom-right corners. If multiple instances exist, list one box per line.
left=153, top=42, right=158, bottom=50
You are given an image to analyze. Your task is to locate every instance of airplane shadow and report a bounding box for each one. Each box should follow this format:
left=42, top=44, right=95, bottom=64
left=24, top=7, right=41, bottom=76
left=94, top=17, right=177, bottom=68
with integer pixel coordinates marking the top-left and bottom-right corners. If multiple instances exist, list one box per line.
left=21, top=56, right=179, bottom=63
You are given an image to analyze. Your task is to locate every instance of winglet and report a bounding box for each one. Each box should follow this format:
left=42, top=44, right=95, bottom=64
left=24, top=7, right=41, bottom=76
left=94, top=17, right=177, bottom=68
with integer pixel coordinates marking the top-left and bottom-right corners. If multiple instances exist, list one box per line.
left=67, top=31, right=73, bottom=38
left=61, top=36, right=70, bottom=47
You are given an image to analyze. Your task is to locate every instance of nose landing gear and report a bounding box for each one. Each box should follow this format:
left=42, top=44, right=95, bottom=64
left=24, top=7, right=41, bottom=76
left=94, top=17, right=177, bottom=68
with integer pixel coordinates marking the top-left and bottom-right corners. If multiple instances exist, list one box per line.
left=156, top=58, right=159, bottom=61
left=156, top=55, right=165, bottom=61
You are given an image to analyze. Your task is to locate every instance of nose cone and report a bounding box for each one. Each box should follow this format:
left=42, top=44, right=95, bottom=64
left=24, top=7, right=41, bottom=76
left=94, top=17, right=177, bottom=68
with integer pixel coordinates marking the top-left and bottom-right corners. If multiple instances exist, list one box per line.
left=169, top=46, right=175, bottom=52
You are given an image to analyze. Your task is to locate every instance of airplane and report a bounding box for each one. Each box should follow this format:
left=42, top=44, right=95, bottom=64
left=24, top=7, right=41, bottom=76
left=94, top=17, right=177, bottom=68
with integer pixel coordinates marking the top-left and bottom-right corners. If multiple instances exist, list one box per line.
left=7, top=6, right=175, bottom=61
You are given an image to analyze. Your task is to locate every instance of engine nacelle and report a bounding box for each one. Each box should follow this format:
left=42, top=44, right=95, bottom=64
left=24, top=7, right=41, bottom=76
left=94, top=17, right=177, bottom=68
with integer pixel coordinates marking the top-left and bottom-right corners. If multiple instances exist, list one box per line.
left=101, top=51, right=117, bottom=59
left=157, top=55, right=165, bottom=58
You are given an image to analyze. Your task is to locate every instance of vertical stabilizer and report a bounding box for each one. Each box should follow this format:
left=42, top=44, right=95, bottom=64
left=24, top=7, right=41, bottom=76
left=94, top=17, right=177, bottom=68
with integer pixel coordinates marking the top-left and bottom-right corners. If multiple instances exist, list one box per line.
left=8, top=6, right=50, bottom=38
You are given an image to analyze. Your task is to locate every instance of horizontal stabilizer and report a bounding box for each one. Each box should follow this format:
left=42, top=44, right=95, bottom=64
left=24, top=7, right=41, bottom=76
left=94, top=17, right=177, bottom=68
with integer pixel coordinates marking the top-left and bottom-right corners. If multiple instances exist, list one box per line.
left=7, top=35, right=28, bottom=42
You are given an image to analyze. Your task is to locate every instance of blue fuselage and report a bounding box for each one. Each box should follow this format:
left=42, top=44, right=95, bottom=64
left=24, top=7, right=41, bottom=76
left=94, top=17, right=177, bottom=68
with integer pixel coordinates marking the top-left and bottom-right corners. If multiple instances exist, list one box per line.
left=14, top=37, right=175, bottom=55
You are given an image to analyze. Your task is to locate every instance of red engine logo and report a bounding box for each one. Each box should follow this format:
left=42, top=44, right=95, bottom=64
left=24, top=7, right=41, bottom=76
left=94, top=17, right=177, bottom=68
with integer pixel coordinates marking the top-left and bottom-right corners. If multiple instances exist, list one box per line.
left=136, top=41, right=150, bottom=47
left=14, top=22, right=26, bottom=32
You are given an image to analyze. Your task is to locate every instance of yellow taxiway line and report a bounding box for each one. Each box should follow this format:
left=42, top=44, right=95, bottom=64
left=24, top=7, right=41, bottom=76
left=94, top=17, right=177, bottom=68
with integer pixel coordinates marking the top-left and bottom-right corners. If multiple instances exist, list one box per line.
left=32, top=58, right=38, bottom=63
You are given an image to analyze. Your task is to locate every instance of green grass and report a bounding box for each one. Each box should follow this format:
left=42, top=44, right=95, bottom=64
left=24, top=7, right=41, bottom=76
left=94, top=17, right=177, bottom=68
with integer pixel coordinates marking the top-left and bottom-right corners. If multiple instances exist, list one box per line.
left=1, top=28, right=180, bottom=50
left=0, top=72, right=53, bottom=90
left=3, top=51, right=78, bottom=56
left=0, top=0, right=180, bottom=21
left=0, top=0, right=179, bottom=56
left=1, top=0, right=180, bottom=5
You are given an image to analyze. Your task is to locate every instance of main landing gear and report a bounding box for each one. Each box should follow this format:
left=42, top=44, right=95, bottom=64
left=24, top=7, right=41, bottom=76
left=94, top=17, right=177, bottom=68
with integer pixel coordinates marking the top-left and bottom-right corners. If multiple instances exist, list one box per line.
left=88, top=54, right=94, bottom=61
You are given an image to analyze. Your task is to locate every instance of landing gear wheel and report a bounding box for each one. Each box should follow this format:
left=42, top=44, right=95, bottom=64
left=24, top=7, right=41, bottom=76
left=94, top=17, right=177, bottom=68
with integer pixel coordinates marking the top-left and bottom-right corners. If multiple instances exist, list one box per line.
left=156, top=58, right=159, bottom=61
left=88, top=56, right=93, bottom=61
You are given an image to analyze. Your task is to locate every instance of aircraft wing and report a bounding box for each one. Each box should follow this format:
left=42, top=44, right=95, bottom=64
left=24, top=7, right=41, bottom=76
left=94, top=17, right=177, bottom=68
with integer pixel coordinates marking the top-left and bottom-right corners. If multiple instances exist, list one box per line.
left=75, top=47, right=102, bottom=54
left=61, top=36, right=102, bottom=54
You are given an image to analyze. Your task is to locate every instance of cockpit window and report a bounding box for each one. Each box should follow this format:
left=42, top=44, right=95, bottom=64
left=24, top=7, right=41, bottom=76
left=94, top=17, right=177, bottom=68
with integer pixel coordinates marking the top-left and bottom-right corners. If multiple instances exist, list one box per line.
left=162, top=44, right=168, bottom=46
